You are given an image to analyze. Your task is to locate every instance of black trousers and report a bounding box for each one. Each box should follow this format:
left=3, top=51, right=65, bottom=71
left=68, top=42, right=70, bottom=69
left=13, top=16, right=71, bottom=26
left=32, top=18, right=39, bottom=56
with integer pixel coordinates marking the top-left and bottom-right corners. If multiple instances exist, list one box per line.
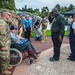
left=69, top=36, right=75, bottom=58
left=51, top=32, right=64, bottom=60
left=25, top=28, right=31, bottom=41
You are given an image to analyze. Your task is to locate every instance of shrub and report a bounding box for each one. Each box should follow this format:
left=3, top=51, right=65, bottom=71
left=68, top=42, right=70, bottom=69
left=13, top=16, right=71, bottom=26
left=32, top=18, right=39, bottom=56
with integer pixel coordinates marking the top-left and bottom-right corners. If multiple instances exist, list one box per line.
left=31, top=30, right=69, bottom=37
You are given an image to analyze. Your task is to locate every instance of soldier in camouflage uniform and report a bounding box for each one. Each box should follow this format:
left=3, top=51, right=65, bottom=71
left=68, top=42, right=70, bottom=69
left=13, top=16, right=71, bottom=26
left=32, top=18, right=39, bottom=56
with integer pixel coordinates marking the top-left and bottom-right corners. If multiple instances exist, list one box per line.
left=10, top=10, right=18, bottom=27
left=41, top=16, right=48, bottom=43
left=0, top=9, right=12, bottom=75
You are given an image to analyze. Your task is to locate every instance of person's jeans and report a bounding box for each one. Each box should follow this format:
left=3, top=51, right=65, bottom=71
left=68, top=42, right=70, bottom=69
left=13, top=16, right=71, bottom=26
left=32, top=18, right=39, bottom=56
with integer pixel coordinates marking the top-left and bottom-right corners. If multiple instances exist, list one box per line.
left=15, top=41, right=36, bottom=54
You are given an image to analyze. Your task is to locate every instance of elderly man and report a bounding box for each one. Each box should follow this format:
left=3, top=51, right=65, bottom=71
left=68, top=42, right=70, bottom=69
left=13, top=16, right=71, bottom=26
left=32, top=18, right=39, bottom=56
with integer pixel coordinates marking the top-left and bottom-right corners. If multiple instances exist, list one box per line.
left=0, top=9, right=12, bottom=75
left=49, top=8, right=65, bottom=61
left=23, top=15, right=32, bottom=41
left=10, top=25, right=41, bottom=59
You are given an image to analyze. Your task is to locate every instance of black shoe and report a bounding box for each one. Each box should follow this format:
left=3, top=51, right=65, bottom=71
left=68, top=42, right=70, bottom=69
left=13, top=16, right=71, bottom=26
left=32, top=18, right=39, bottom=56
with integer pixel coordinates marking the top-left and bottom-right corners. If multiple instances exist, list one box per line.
left=49, top=57, right=59, bottom=61
left=30, top=53, right=37, bottom=59
left=68, top=55, right=72, bottom=58
left=36, top=52, right=41, bottom=55
left=67, top=57, right=75, bottom=61
left=68, top=53, right=72, bottom=57
left=33, top=54, right=37, bottom=59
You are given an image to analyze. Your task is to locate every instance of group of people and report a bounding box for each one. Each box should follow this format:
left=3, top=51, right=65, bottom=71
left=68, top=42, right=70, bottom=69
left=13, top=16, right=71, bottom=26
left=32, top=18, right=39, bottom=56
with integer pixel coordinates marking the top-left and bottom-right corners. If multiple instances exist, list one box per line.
left=0, top=7, right=75, bottom=75
left=0, top=9, right=41, bottom=75
left=48, top=8, right=75, bottom=61
left=22, top=15, right=48, bottom=43
left=0, top=9, right=13, bottom=75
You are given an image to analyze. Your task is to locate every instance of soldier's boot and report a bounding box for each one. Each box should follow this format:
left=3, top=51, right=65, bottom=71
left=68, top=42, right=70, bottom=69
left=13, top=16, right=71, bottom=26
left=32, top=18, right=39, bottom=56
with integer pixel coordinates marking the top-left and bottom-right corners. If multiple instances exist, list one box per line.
left=41, top=38, right=45, bottom=43
left=45, top=37, right=47, bottom=41
left=2, top=70, right=11, bottom=75
left=7, top=66, right=12, bottom=70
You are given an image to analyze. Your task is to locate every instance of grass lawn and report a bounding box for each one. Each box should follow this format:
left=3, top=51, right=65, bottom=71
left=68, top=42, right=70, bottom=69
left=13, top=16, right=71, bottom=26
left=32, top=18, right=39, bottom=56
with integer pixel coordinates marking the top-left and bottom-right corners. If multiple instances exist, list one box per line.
left=31, top=30, right=69, bottom=38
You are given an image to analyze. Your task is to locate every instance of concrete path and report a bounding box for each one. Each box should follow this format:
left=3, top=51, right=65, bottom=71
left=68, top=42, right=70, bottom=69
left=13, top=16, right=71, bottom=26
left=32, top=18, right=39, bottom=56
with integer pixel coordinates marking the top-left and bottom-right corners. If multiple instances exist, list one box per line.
left=12, top=44, right=75, bottom=75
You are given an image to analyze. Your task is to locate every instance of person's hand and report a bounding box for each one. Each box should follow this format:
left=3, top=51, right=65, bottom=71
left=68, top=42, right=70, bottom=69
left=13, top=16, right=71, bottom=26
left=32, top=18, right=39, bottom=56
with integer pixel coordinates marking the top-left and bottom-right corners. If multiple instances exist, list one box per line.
left=58, top=35, right=62, bottom=42
left=1, top=47, right=6, bottom=51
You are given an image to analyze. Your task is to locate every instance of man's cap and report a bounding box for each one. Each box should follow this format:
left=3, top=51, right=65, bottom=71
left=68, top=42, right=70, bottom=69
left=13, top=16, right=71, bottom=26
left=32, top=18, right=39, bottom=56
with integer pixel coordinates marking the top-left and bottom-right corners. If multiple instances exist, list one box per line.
left=1, top=9, right=11, bottom=15
left=10, top=10, right=16, bottom=14
left=10, top=25, right=18, bottom=30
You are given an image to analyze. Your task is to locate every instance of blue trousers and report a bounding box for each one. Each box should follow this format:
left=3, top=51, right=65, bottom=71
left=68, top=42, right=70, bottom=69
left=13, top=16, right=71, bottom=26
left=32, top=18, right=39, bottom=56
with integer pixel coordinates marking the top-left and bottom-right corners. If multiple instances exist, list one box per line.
left=13, top=41, right=36, bottom=54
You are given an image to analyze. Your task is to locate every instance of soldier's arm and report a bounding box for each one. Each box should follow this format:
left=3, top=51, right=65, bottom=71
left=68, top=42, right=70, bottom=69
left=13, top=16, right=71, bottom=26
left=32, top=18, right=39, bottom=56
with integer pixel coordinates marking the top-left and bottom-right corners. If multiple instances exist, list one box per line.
left=42, top=21, right=48, bottom=26
left=0, top=25, right=6, bottom=48
left=0, top=20, right=10, bottom=50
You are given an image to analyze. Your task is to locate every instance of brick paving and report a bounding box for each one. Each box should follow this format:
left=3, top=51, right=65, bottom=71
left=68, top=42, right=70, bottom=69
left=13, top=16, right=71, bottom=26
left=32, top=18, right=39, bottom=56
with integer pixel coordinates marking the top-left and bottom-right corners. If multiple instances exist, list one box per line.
left=31, top=36, right=69, bottom=52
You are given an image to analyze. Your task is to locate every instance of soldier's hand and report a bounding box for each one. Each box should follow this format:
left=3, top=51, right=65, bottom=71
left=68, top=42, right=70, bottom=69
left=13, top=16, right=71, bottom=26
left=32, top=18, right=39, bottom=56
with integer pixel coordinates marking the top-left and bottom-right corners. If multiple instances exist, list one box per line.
left=1, top=47, right=6, bottom=51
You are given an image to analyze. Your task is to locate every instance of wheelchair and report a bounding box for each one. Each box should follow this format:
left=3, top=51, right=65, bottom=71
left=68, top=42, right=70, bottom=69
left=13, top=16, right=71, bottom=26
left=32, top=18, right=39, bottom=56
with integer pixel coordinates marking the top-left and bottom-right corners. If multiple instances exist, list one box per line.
left=9, top=42, right=34, bottom=66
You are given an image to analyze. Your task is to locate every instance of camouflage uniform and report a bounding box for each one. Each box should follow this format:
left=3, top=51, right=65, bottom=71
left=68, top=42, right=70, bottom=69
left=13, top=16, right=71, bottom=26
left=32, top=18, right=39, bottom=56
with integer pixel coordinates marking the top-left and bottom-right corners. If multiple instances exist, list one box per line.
left=10, top=10, right=18, bottom=27
left=7, top=17, right=13, bottom=27
left=11, top=18, right=18, bottom=26
left=41, top=19, right=48, bottom=42
left=0, top=19, right=11, bottom=71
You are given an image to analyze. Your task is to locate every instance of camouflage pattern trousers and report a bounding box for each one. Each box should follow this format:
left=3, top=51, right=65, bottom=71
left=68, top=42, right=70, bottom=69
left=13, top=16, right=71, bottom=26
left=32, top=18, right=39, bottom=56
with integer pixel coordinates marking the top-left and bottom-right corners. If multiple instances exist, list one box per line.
left=0, top=41, right=10, bottom=71
left=42, top=29, right=46, bottom=40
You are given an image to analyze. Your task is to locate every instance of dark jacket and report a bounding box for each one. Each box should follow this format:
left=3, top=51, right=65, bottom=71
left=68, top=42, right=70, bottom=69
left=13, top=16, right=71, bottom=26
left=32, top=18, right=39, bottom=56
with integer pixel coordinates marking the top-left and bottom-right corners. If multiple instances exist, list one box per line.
left=51, top=14, right=65, bottom=36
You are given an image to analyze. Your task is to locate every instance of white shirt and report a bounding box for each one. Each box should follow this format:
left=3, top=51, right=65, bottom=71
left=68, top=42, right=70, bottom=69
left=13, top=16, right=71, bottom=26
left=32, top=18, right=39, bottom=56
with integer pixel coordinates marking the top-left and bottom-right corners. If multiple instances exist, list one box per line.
left=72, top=22, right=75, bottom=29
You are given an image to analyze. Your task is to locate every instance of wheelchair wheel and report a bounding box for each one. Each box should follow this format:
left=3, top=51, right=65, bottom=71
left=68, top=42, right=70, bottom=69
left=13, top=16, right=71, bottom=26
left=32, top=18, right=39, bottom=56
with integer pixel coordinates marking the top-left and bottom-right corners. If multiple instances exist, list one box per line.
left=10, top=48, right=22, bottom=66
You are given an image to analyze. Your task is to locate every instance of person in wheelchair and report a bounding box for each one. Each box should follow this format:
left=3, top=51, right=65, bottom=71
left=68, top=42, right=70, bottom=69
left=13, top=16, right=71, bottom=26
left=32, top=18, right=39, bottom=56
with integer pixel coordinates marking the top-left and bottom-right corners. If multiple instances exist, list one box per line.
left=10, top=25, right=41, bottom=59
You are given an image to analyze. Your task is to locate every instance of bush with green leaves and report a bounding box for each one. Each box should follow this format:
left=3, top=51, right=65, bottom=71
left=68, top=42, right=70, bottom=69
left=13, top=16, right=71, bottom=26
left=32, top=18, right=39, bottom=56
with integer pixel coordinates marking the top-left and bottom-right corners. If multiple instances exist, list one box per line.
left=31, top=30, right=69, bottom=38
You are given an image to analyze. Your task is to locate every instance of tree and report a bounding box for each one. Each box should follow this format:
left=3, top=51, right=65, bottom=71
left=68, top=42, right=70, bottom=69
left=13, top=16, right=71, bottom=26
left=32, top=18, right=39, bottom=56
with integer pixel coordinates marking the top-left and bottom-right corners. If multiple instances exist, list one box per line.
left=68, top=4, right=74, bottom=10
left=0, top=0, right=16, bottom=11
left=41, top=7, right=49, bottom=16
left=27, top=8, right=34, bottom=13
left=34, top=8, right=40, bottom=15
left=55, top=4, right=61, bottom=11
left=25, top=5, right=27, bottom=9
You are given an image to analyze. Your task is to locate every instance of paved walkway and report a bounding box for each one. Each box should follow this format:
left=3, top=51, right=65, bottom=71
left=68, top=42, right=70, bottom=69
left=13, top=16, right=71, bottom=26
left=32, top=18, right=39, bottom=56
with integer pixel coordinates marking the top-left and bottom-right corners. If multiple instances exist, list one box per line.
left=12, top=44, right=75, bottom=75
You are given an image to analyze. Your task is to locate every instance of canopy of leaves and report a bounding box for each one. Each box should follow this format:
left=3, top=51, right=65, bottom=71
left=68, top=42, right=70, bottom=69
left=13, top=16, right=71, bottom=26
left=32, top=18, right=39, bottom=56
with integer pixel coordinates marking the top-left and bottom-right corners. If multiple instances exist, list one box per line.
left=0, top=0, right=16, bottom=11
left=0, top=1, right=75, bottom=16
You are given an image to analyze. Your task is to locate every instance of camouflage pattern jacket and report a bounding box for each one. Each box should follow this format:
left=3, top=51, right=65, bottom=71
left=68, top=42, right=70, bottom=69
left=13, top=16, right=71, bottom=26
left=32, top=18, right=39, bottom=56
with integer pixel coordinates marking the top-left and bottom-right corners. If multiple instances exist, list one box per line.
left=0, top=19, right=11, bottom=49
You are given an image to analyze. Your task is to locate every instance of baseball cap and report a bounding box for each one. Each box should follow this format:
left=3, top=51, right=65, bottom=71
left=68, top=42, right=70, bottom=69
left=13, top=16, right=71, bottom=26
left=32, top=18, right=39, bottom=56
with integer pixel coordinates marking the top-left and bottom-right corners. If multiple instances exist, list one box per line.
left=1, top=9, right=11, bottom=15
left=10, top=25, right=18, bottom=30
left=10, top=10, right=16, bottom=14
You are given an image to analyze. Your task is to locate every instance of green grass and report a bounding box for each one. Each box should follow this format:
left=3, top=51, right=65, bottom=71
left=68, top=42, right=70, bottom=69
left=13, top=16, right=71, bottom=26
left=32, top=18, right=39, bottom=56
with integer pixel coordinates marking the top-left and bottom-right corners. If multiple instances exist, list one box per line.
left=46, top=30, right=51, bottom=36
left=31, top=31, right=36, bottom=38
left=64, top=31, right=69, bottom=36
left=31, top=30, right=69, bottom=37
